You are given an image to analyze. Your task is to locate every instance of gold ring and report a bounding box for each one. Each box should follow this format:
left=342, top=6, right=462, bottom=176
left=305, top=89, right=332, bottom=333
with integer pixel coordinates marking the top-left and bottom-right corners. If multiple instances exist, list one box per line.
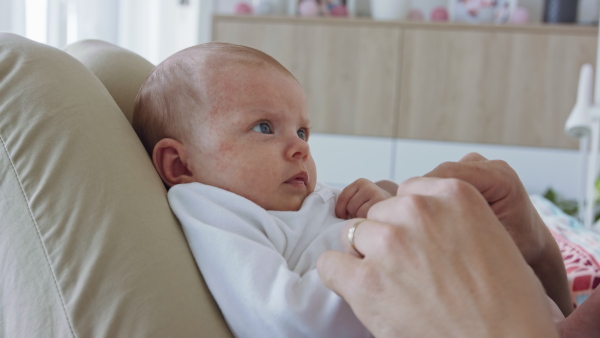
left=348, top=220, right=366, bottom=255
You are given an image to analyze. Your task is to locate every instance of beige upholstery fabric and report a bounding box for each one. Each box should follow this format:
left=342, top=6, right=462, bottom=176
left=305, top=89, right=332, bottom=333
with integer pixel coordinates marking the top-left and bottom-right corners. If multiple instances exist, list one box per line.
left=0, top=33, right=231, bottom=337
left=63, top=39, right=154, bottom=123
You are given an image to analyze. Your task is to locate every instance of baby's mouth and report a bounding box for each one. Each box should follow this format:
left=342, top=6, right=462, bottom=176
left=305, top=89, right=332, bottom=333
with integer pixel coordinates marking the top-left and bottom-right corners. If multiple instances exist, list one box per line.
left=285, top=171, right=308, bottom=186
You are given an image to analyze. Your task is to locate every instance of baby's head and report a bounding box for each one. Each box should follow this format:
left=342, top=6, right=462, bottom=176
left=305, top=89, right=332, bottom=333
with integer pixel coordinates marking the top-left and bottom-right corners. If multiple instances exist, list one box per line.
left=133, top=42, right=317, bottom=211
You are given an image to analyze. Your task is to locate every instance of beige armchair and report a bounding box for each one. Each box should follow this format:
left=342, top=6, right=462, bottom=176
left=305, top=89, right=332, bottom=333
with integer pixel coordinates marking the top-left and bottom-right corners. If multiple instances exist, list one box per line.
left=0, top=33, right=231, bottom=337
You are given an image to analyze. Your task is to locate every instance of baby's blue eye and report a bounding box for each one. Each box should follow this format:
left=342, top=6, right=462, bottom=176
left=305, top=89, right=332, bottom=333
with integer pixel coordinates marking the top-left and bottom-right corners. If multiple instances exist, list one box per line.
left=252, top=122, right=272, bottom=134
left=297, top=129, right=307, bottom=141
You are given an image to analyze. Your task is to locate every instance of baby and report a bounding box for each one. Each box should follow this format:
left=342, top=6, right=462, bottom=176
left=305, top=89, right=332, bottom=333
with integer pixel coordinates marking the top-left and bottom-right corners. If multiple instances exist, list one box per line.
left=132, top=42, right=395, bottom=337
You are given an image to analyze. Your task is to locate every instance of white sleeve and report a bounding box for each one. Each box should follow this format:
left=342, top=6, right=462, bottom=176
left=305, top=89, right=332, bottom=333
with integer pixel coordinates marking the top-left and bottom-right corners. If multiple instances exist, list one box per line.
left=169, top=184, right=371, bottom=338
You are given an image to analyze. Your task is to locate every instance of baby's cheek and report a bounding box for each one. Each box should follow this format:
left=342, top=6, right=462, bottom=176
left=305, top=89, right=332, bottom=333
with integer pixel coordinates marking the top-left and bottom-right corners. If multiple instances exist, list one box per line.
left=217, top=140, right=234, bottom=153
left=307, top=157, right=317, bottom=189
left=214, top=141, right=243, bottom=171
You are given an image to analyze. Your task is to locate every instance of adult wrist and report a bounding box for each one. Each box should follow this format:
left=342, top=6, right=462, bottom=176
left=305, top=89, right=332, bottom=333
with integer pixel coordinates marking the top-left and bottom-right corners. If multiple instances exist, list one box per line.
left=528, top=216, right=574, bottom=316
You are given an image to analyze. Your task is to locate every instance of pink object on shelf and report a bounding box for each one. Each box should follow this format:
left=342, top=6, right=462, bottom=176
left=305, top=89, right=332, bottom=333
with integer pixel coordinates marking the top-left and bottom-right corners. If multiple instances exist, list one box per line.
left=299, top=0, right=320, bottom=17
left=235, top=2, right=253, bottom=14
left=509, top=7, right=529, bottom=24
left=430, top=6, right=448, bottom=21
left=329, top=4, right=348, bottom=17
left=407, top=9, right=425, bottom=21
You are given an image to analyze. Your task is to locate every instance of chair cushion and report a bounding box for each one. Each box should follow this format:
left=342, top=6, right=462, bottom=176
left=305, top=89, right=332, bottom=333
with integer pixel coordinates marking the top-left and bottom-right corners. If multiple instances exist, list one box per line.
left=0, top=33, right=230, bottom=337
left=63, top=39, right=155, bottom=124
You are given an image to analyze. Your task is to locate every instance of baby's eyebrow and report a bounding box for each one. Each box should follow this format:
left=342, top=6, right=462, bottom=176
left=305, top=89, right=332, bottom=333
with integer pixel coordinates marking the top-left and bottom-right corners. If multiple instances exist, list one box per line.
left=300, top=117, right=311, bottom=128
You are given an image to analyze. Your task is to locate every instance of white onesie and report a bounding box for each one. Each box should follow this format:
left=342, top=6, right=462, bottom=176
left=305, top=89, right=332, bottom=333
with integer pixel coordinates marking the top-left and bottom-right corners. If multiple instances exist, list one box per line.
left=168, top=182, right=371, bottom=338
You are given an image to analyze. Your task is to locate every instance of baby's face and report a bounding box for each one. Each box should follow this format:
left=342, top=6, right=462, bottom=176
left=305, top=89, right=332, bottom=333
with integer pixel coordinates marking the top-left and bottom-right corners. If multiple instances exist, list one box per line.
left=185, top=64, right=317, bottom=211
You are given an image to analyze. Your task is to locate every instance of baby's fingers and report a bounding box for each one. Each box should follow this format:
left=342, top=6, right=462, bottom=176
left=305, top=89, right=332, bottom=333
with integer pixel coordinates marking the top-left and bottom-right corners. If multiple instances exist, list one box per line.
left=346, top=191, right=372, bottom=219
left=336, top=182, right=360, bottom=218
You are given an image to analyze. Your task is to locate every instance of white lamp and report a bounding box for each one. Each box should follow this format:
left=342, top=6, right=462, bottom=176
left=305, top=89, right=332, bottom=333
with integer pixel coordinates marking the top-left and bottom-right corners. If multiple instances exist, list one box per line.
left=566, top=64, right=600, bottom=229
left=566, top=64, right=594, bottom=138
left=564, top=6, right=600, bottom=230
left=566, top=64, right=595, bottom=227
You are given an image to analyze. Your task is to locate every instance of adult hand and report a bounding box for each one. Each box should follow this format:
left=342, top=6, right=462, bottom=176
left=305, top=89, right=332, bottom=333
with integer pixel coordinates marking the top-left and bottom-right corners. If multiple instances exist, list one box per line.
left=425, top=153, right=573, bottom=316
left=318, top=177, right=559, bottom=337
left=557, top=286, right=600, bottom=338
left=424, top=153, right=546, bottom=265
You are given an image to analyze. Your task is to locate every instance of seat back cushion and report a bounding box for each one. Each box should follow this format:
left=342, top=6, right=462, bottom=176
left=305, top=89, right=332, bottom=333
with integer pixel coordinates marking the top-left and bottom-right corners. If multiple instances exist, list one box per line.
left=63, top=39, right=155, bottom=124
left=0, top=33, right=230, bottom=337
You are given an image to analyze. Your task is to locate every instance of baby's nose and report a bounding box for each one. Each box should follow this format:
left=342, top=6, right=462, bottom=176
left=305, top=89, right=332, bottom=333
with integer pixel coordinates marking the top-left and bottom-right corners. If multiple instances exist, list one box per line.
left=287, top=136, right=309, bottom=160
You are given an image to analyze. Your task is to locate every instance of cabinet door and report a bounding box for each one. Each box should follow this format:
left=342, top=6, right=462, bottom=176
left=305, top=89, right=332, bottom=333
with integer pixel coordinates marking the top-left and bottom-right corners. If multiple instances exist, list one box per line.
left=397, top=27, right=597, bottom=149
left=213, top=18, right=401, bottom=138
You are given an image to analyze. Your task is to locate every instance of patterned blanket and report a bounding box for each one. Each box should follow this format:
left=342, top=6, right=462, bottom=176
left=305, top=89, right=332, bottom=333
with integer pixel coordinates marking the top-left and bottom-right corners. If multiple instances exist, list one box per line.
left=530, top=195, right=600, bottom=305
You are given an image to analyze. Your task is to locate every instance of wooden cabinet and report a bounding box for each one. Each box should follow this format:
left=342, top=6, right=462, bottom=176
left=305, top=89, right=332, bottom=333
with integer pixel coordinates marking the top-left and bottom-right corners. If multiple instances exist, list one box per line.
left=399, top=25, right=596, bottom=148
left=212, top=15, right=597, bottom=149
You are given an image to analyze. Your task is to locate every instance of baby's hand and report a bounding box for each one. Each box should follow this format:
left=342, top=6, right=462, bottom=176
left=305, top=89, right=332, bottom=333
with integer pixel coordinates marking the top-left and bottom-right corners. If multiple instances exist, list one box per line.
left=335, top=178, right=394, bottom=219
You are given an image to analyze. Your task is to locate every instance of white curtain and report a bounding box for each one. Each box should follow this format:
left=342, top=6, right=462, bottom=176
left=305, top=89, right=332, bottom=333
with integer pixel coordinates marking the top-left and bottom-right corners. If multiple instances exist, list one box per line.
left=69, top=0, right=118, bottom=45
left=0, top=0, right=118, bottom=48
left=0, top=0, right=211, bottom=64
left=0, top=0, right=26, bottom=36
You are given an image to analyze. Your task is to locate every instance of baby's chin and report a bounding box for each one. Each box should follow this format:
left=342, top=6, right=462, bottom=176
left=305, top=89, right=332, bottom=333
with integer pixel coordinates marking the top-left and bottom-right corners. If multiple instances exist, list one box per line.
left=262, top=201, right=302, bottom=212
left=261, top=195, right=308, bottom=212
left=251, top=185, right=315, bottom=212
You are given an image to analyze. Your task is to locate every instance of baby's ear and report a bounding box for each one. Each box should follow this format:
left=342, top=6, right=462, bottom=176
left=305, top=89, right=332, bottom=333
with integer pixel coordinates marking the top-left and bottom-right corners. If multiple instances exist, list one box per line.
left=152, top=138, right=194, bottom=187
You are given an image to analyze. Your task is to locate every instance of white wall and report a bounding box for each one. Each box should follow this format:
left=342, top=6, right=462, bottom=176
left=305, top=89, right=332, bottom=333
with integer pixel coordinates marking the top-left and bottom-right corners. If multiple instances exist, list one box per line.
left=310, top=133, right=581, bottom=200
left=394, top=139, right=580, bottom=199
left=310, top=134, right=395, bottom=187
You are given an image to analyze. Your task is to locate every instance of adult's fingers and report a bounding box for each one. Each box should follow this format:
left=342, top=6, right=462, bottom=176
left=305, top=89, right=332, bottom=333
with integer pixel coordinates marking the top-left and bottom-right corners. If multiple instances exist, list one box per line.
left=459, top=152, right=488, bottom=162
left=339, top=220, right=359, bottom=255
left=423, top=156, right=541, bottom=270
left=386, top=177, right=488, bottom=225
left=423, top=159, right=518, bottom=205
left=316, top=250, right=362, bottom=299
left=339, top=218, right=408, bottom=258
left=395, top=176, right=483, bottom=199
left=339, top=219, right=369, bottom=256
left=320, top=204, right=560, bottom=338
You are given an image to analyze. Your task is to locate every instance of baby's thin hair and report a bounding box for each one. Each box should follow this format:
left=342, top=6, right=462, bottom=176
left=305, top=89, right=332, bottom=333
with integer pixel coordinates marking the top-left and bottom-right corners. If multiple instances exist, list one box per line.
left=132, top=42, right=296, bottom=157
